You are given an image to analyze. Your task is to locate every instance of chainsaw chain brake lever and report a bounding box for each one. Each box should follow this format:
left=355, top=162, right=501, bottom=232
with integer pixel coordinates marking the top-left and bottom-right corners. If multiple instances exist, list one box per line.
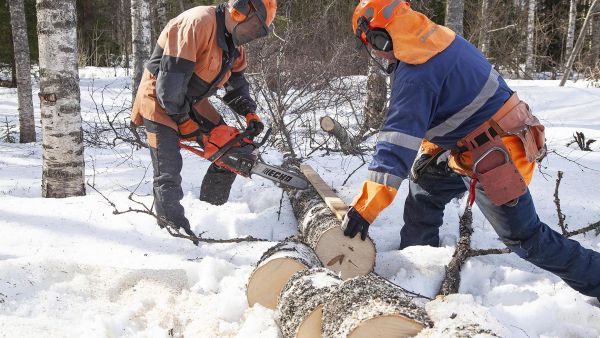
left=251, top=127, right=272, bottom=148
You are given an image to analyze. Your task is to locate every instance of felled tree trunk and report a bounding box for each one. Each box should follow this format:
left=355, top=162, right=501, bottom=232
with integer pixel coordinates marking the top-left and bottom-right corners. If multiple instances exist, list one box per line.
left=277, top=268, right=342, bottom=338
left=438, top=206, right=473, bottom=296
left=320, top=116, right=359, bottom=155
left=285, top=163, right=376, bottom=280
left=322, top=273, right=433, bottom=338
left=246, top=239, right=321, bottom=309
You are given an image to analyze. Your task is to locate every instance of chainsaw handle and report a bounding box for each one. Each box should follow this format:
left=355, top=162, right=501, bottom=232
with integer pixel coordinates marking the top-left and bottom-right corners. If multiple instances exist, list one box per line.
left=252, top=127, right=272, bottom=148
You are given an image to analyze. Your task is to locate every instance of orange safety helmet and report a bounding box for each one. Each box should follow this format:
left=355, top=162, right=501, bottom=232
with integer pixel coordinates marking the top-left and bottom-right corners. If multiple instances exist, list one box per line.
left=352, top=0, right=409, bottom=50
left=230, top=0, right=277, bottom=26
left=229, top=0, right=277, bottom=45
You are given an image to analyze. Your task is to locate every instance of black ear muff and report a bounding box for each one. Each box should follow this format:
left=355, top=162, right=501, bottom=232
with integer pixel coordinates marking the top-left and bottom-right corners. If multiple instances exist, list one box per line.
left=231, top=0, right=252, bottom=16
left=367, top=29, right=393, bottom=52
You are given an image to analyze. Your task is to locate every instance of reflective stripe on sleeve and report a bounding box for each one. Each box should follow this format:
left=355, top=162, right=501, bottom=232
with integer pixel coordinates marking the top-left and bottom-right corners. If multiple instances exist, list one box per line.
left=425, top=68, right=500, bottom=139
left=377, top=131, right=422, bottom=151
left=366, top=170, right=404, bottom=189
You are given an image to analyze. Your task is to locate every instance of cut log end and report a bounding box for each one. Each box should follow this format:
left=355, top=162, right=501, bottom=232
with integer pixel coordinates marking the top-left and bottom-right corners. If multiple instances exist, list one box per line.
left=320, top=116, right=337, bottom=132
left=247, top=258, right=307, bottom=309
left=348, top=314, right=426, bottom=338
left=248, top=239, right=322, bottom=309
left=297, top=305, right=323, bottom=338
left=315, top=226, right=376, bottom=280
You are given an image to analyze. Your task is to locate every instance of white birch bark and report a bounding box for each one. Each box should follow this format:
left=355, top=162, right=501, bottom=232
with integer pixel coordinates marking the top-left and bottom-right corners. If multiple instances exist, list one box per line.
left=566, top=0, right=578, bottom=62
left=36, top=0, right=85, bottom=198
left=445, top=0, right=465, bottom=36
left=479, top=0, right=491, bottom=56
left=525, top=0, right=537, bottom=78
left=131, top=0, right=152, bottom=98
left=9, top=0, right=36, bottom=143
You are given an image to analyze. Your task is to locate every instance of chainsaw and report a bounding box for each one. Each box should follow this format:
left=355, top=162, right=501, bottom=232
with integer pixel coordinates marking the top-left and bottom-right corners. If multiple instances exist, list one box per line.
left=179, top=125, right=308, bottom=190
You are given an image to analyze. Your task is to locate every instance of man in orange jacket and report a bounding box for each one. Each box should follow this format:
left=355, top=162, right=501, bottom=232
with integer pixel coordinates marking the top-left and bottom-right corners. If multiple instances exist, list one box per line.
left=131, top=0, right=276, bottom=236
left=343, top=0, right=600, bottom=300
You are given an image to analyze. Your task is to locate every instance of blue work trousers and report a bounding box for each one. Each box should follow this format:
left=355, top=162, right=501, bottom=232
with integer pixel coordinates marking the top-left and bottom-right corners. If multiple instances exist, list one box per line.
left=401, top=159, right=600, bottom=298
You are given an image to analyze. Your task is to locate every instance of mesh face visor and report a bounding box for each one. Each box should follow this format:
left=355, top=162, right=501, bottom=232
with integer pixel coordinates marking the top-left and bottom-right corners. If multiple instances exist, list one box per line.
left=233, top=13, right=270, bottom=46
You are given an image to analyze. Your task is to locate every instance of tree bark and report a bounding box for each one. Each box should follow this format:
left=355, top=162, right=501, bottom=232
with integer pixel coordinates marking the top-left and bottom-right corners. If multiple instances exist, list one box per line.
left=359, top=57, right=388, bottom=137
left=322, top=273, right=433, bottom=337
left=525, top=0, right=537, bottom=78
left=277, top=268, right=342, bottom=338
left=155, top=0, right=168, bottom=30
left=592, top=5, right=600, bottom=61
left=284, top=162, right=376, bottom=280
left=478, top=0, right=491, bottom=56
left=566, top=0, right=578, bottom=63
left=37, top=0, right=85, bottom=198
left=247, top=239, right=322, bottom=309
left=131, top=0, right=152, bottom=98
left=561, top=0, right=600, bottom=86
left=9, top=0, right=36, bottom=143
left=445, top=0, right=465, bottom=36
left=320, top=116, right=360, bottom=155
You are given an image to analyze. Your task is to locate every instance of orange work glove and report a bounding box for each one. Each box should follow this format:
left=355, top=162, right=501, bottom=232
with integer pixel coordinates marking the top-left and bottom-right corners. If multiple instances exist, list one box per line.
left=177, top=116, right=201, bottom=141
left=245, top=112, right=264, bottom=137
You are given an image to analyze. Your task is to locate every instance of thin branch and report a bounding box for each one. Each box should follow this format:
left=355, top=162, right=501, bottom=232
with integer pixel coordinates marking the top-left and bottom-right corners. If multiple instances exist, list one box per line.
left=553, top=171, right=568, bottom=234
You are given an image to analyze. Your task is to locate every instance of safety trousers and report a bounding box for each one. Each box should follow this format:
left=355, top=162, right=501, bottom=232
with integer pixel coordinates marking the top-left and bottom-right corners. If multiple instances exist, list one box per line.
left=401, top=156, right=600, bottom=298
left=143, top=119, right=237, bottom=231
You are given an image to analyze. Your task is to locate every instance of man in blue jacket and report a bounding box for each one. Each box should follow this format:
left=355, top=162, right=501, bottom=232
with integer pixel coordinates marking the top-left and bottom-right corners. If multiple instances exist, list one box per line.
left=343, top=0, right=600, bottom=300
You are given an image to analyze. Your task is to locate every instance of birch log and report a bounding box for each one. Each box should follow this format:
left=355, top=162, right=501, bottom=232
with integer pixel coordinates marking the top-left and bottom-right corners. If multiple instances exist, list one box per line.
left=320, top=116, right=359, bottom=155
left=286, top=164, right=376, bottom=280
left=277, top=268, right=342, bottom=338
left=247, top=239, right=322, bottom=309
left=322, top=273, right=433, bottom=338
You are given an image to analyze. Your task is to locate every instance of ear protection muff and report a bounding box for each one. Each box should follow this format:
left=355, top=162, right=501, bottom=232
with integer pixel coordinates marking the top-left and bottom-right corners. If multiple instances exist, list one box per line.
left=366, top=28, right=393, bottom=52
left=230, top=0, right=252, bottom=22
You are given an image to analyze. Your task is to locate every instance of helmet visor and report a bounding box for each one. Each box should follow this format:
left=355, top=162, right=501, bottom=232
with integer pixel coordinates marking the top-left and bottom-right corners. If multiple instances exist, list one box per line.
left=233, top=13, right=271, bottom=46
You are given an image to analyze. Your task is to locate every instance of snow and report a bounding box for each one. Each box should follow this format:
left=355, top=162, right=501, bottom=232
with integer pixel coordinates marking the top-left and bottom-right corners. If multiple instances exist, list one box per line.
left=0, top=69, right=599, bottom=337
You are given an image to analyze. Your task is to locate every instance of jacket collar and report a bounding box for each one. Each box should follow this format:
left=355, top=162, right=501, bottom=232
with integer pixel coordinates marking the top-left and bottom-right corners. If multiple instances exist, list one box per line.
left=215, top=4, right=238, bottom=57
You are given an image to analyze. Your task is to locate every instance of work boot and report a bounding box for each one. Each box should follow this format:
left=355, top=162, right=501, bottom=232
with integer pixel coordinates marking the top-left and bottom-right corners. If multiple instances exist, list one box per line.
left=200, top=163, right=237, bottom=205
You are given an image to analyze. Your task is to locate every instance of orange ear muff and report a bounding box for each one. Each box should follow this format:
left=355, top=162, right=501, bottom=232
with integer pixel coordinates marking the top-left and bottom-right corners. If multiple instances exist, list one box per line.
left=230, top=7, right=248, bottom=22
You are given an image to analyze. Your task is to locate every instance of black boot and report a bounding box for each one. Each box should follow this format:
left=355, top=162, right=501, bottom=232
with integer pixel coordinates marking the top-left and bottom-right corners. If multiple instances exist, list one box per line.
left=200, top=163, right=237, bottom=205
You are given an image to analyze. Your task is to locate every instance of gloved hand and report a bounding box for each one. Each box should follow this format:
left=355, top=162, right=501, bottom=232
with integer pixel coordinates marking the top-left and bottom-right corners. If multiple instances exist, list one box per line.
left=341, top=207, right=371, bottom=241
left=177, top=115, right=201, bottom=140
left=245, top=112, right=264, bottom=137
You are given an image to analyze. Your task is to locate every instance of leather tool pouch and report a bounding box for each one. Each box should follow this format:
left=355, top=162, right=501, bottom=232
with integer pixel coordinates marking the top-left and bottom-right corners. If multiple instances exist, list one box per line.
left=471, top=138, right=527, bottom=206
left=496, top=102, right=546, bottom=162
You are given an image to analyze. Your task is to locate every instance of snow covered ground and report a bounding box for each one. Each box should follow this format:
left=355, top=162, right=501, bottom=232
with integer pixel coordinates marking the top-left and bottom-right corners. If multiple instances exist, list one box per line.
left=0, top=68, right=599, bottom=337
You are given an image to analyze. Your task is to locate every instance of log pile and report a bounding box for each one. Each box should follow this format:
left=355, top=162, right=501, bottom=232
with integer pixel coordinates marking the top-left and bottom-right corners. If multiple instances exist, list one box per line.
left=247, top=163, right=432, bottom=337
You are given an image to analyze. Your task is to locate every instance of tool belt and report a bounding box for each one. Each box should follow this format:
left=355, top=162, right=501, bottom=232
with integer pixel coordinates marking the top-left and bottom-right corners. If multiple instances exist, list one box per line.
left=450, top=93, right=546, bottom=206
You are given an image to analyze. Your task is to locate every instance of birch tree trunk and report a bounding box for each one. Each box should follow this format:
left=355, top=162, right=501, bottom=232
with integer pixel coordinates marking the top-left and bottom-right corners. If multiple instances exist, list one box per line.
left=156, top=0, right=168, bottom=30
left=561, top=0, right=600, bottom=86
left=525, top=0, right=537, bottom=78
left=359, top=57, right=388, bottom=137
left=131, top=0, right=152, bottom=98
left=37, top=0, right=85, bottom=198
left=9, top=0, right=35, bottom=143
left=566, top=0, right=578, bottom=62
left=445, top=0, right=465, bottom=36
left=478, top=0, right=491, bottom=56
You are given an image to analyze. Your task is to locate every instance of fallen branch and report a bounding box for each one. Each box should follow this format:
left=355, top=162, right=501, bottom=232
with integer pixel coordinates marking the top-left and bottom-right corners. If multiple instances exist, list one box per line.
left=554, top=171, right=568, bottom=234
left=86, top=181, right=268, bottom=245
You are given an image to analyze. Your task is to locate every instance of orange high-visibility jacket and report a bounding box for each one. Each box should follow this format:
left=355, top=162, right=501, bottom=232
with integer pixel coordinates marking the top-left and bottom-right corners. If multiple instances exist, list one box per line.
left=131, top=5, right=253, bottom=131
